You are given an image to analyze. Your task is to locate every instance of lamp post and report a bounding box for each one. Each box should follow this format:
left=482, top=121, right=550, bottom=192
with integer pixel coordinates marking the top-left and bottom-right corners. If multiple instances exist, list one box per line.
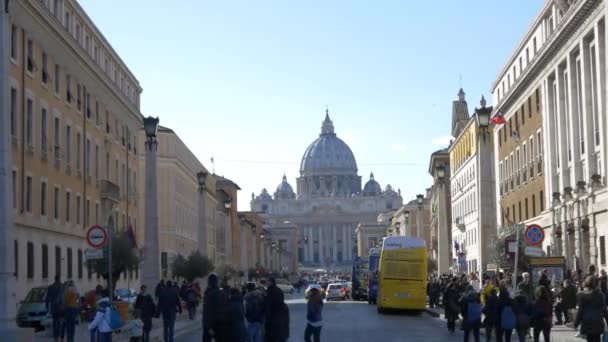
left=475, top=96, right=492, bottom=274
left=395, top=221, right=401, bottom=236
left=416, top=194, right=424, bottom=239
left=142, top=116, right=160, bottom=291
left=404, top=211, right=410, bottom=235
left=224, top=198, right=232, bottom=265
left=0, top=2, right=16, bottom=334
left=435, top=165, right=450, bottom=273
left=197, top=171, right=208, bottom=257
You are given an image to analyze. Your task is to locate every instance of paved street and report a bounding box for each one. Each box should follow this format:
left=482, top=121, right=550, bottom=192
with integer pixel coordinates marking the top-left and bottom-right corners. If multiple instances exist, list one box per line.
left=178, top=296, right=461, bottom=341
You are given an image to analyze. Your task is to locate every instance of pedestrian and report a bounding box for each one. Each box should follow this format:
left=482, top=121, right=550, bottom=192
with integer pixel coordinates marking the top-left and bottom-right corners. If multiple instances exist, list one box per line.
left=460, top=286, right=481, bottom=342
left=46, top=275, right=65, bottom=342
left=134, top=285, right=156, bottom=342
left=304, top=288, right=323, bottom=342
left=481, top=279, right=495, bottom=305
left=516, top=272, right=533, bottom=303
left=203, top=274, right=224, bottom=342
left=497, top=286, right=515, bottom=342
left=155, top=280, right=165, bottom=302
left=512, top=294, right=532, bottom=342
left=185, top=285, right=198, bottom=320
left=157, top=280, right=182, bottom=342
left=85, top=285, right=104, bottom=342
left=63, top=280, right=80, bottom=342
left=538, top=270, right=552, bottom=297
left=531, top=286, right=552, bottom=342
left=225, top=287, right=246, bottom=342
left=481, top=288, right=498, bottom=342
left=442, top=280, right=460, bottom=334
left=556, top=279, right=576, bottom=325
left=470, top=273, right=481, bottom=292
left=88, top=294, right=112, bottom=342
left=574, top=275, right=608, bottom=342
left=244, top=282, right=265, bottom=342
left=264, top=278, right=290, bottom=342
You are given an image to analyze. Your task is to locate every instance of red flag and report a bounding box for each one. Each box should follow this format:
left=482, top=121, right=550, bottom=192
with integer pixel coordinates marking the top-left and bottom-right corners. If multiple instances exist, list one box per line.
left=127, top=225, right=137, bottom=248
left=490, top=112, right=506, bottom=125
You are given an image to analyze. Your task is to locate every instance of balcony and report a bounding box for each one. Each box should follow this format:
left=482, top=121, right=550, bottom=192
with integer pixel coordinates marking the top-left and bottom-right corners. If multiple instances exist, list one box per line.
left=99, top=180, right=120, bottom=203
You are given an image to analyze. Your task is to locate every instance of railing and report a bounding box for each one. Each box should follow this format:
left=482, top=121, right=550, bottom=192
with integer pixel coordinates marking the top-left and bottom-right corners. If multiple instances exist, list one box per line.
left=99, top=179, right=120, bottom=203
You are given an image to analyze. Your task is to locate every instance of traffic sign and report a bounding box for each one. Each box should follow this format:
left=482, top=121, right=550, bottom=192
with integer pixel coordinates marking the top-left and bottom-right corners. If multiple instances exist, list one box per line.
left=524, top=246, right=544, bottom=257
left=86, top=225, right=107, bottom=249
left=524, top=224, right=545, bottom=247
left=84, top=248, right=104, bottom=260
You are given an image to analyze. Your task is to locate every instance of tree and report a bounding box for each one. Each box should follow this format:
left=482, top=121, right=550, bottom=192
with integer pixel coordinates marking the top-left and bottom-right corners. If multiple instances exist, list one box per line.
left=172, top=251, right=214, bottom=282
left=488, top=225, right=530, bottom=273
left=216, top=264, right=238, bottom=285
left=427, top=258, right=438, bottom=274
left=88, top=231, right=139, bottom=293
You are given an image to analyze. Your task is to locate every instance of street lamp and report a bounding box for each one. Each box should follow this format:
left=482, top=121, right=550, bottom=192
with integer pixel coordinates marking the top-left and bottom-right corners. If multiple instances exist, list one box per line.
left=436, top=165, right=446, bottom=185
left=416, top=194, right=424, bottom=239
left=476, top=96, right=491, bottom=141
left=224, top=198, right=232, bottom=212
left=197, top=170, right=208, bottom=258
left=142, top=116, right=161, bottom=292
left=260, top=233, right=265, bottom=240
left=395, top=221, right=401, bottom=235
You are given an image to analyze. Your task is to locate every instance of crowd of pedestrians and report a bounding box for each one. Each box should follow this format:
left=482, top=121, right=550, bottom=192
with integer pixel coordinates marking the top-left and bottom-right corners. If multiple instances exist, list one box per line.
left=431, top=265, right=608, bottom=342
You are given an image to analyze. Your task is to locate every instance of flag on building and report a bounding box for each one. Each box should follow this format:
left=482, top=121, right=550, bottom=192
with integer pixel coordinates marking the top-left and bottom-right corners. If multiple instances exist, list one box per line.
left=489, top=112, right=506, bottom=124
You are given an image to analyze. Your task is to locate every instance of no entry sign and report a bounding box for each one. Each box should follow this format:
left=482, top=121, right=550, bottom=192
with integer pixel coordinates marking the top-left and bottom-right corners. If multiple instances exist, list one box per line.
left=524, top=224, right=545, bottom=247
left=86, top=225, right=108, bottom=249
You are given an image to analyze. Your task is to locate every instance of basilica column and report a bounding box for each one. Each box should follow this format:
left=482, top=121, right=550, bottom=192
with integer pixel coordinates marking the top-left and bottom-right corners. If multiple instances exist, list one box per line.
left=332, top=224, right=337, bottom=262
left=319, top=225, right=324, bottom=265
left=341, top=225, right=347, bottom=262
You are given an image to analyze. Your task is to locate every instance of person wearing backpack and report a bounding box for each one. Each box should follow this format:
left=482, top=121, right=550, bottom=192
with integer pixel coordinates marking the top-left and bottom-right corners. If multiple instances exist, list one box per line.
left=304, top=288, right=323, bottom=342
left=482, top=289, right=499, bottom=342
left=531, top=286, right=552, bottom=342
left=497, top=286, right=515, bottom=342
left=512, top=294, right=532, bottom=342
left=245, top=283, right=265, bottom=342
left=460, top=286, right=482, bottom=342
left=88, top=296, right=113, bottom=342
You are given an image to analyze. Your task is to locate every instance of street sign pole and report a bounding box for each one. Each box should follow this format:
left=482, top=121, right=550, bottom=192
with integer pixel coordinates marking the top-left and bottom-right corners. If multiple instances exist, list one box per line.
left=512, top=224, right=520, bottom=291
left=108, top=221, right=113, bottom=301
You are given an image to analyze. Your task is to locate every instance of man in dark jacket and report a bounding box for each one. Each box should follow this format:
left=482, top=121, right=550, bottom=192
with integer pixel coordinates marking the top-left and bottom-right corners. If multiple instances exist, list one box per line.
left=575, top=276, right=607, bottom=342
left=157, top=281, right=182, bottom=342
left=265, top=278, right=289, bottom=342
left=134, top=285, right=156, bottom=342
left=555, top=279, right=577, bottom=324
left=203, top=274, right=224, bottom=342
left=46, top=275, right=64, bottom=341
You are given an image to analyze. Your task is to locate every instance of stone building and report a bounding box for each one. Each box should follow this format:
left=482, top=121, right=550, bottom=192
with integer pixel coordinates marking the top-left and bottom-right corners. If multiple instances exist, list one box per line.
left=251, top=111, right=402, bottom=271
left=428, top=148, right=452, bottom=273
left=491, top=0, right=608, bottom=272
left=6, top=0, right=142, bottom=312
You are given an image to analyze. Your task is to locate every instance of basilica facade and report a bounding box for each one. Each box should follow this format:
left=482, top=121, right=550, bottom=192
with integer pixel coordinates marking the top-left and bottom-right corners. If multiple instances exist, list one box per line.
left=251, top=112, right=402, bottom=270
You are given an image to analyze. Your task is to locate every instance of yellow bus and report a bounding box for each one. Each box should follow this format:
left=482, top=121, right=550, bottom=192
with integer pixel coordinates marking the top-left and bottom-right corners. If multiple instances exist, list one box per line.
left=377, top=236, right=427, bottom=313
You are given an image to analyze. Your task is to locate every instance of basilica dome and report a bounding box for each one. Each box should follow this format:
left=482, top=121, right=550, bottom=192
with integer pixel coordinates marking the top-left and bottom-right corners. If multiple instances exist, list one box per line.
left=275, top=174, right=295, bottom=199
left=299, top=111, right=358, bottom=176
left=363, top=172, right=381, bottom=196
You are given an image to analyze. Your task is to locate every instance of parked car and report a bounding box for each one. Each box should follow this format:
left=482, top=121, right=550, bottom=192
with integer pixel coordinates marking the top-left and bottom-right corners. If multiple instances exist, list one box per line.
left=275, top=280, right=295, bottom=294
left=305, top=284, right=326, bottom=299
left=16, top=287, right=48, bottom=328
left=326, top=283, right=346, bottom=301
left=114, top=288, right=137, bottom=305
left=341, top=282, right=351, bottom=299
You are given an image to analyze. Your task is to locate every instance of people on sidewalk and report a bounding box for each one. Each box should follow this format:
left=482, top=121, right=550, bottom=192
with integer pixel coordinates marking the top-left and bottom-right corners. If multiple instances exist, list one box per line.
left=516, top=272, right=534, bottom=303
left=203, top=274, right=224, bottom=342
left=88, top=295, right=113, bottom=342
left=531, top=286, right=552, bottom=342
left=63, top=280, right=80, bottom=342
left=460, top=286, right=482, bottom=342
left=225, top=287, right=246, bottom=342
left=497, top=286, right=515, bottom=342
left=157, top=280, right=182, bottom=342
left=512, top=294, right=532, bottom=342
left=442, top=279, right=460, bottom=334
left=244, top=282, right=265, bottom=342
left=575, top=276, right=608, bottom=342
left=554, top=279, right=576, bottom=325
left=481, top=288, right=498, bottom=342
left=264, top=278, right=290, bottom=342
left=304, top=288, right=323, bottom=342
left=134, top=285, right=156, bottom=342
left=46, top=275, right=65, bottom=342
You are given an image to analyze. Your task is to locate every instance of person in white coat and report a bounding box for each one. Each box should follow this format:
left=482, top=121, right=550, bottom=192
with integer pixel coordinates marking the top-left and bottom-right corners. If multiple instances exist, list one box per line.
left=88, top=297, right=113, bottom=342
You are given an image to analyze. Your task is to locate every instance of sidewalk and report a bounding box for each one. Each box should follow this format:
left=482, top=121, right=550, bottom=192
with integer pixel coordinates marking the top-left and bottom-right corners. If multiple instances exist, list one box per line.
left=426, top=306, right=583, bottom=342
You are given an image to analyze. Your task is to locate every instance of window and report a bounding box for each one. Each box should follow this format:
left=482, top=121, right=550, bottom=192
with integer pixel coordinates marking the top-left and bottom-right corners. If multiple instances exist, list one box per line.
left=25, top=176, right=32, bottom=213
left=86, top=92, right=91, bottom=119
left=576, top=57, right=585, bottom=155
left=26, top=99, right=33, bottom=146
left=526, top=48, right=529, bottom=63
left=95, top=100, right=99, bottom=126
left=14, top=240, right=18, bottom=278
left=525, top=198, right=529, bottom=220
left=12, top=170, right=17, bottom=209
left=10, top=24, right=17, bottom=60
left=105, top=152, right=110, bottom=179
left=76, top=84, right=81, bottom=111
left=67, top=248, right=72, bottom=279
left=533, top=37, right=537, bottom=54
left=530, top=137, right=535, bottom=176
left=85, top=199, right=90, bottom=226
left=65, top=125, right=71, bottom=166
left=105, top=111, right=110, bottom=134
left=519, top=57, right=523, bottom=74
left=518, top=201, right=522, bottom=222
left=26, top=39, right=34, bottom=73
left=600, top=236, right=606, bottom=265
left=27, top=242, right=34, bottom=279
left=10, top=87, right=17, bottom=137
left=53, top=186, right=59, bottom=220
left=86, top=139, right=91, bottom=177
left=42, top=244, right=48, bottom=279
left=523, top=143, right=528, bottom=182
left=41, top=107, right=47, bottom=152
left=532, top=194, right=536, bottom=217
left=540, top=190, right=544, bottom=212
left=95, top=202, right=99, bottom=224
left=41, top=52, right=48, bottom=84
left=40, top=181, right=47, bottom=216
left=65, top=191, right=70, bottom=222
left=55, top=246, right=61, bottom=278
left=95, top=145, right=99, bottom=182
left=54, top=64, right=60, bottom=94
left=66, top=74, right=72, bottom=103
left=76, top=132, right=81, bottom=171
left=77, top=249, right=83, bottom=279
left=76, top=195, right=81, bottom=225
left=537, top=131, right=543, bottom=175
left=64, top=11, right=70, bottom=32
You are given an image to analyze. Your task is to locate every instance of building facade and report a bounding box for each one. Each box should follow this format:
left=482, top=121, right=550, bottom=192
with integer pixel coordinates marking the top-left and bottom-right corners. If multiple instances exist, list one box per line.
left=137, top=126, right=217, bottom=278
left=251, top=112, right=402, bottom=271
left=449, top=91, right=497, bottom=274
left=492, top=0, right=608, bottom=272
left=428, top=148, right=452, bottom=273
left=7, top=0, right=142, bottom=311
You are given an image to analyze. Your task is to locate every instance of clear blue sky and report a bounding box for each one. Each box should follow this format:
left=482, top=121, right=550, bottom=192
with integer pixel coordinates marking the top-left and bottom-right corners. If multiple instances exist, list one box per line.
left=81, top=0, right=542, bottom=210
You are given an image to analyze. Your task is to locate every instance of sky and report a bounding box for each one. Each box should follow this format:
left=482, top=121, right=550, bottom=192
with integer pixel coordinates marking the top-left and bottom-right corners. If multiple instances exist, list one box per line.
left=80, top=0, right=543, bottom=210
